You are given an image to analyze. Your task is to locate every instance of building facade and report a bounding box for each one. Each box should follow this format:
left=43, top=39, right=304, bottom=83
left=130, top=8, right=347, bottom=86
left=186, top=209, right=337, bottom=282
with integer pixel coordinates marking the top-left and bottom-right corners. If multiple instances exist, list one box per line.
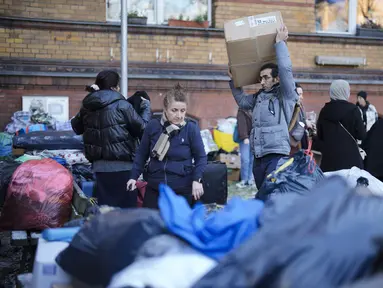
left=0, top=0, right=382, bottom=129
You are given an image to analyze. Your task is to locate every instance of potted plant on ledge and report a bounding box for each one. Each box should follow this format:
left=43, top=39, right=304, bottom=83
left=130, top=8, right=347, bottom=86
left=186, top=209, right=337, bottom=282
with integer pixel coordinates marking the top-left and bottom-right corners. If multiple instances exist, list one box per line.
left=127, top=11, right=148, bottom=25
left=168, top=12, right=209, bottom=28
left=355, top=4, right=383, bottom=38
left=356, top=20, right=383, bottom=37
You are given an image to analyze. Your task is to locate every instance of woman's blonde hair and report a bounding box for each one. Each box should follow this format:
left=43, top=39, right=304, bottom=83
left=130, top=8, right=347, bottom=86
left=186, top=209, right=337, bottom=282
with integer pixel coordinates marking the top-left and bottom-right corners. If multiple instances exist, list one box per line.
left=163, top=83, right=188, bottom=109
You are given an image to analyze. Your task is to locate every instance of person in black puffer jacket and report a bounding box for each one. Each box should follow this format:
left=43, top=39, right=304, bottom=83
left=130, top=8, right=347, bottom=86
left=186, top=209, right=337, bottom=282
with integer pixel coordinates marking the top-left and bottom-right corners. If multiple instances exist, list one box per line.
left=71, top=70, right=151, bottom=208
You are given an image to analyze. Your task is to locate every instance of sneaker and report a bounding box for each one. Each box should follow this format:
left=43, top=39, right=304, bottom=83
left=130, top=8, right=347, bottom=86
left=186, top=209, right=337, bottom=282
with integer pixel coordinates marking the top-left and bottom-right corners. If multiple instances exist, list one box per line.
left=236, top=181, right=247, bottom=189
left=248, top=180, right=257, bottom=188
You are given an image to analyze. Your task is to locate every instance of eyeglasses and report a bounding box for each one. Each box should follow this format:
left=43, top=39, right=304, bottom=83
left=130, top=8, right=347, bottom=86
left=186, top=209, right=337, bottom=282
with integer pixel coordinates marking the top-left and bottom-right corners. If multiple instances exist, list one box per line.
left=260, top=75, right=271, bottom=82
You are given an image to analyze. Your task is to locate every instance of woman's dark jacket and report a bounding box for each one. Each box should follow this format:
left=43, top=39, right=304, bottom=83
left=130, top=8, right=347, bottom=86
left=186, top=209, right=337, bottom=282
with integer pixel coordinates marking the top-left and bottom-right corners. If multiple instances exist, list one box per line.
left=71, top=90, right=151, bottom=162
left=362, top=119, right=383, bottom=181
left=313, top=100, right=366, bottom=172
left=130, top=119, right=207, bottom=190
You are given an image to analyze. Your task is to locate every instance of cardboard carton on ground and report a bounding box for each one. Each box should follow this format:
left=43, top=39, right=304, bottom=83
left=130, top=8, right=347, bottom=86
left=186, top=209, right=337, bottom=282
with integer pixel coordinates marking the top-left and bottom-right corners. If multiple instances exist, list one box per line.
left=228, top=168, right=241, bottom=182
left=218, top=153, right=241, bottom=169
left=224, top=11, right=284, bottom=87
left=12, top=147, right=25, bottom=156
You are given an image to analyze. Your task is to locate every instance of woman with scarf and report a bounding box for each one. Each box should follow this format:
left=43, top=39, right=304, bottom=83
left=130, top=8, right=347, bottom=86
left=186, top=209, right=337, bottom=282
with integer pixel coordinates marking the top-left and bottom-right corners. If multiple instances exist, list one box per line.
left=127, top=84, right=207, bottom=209
left=313, top=79, right=366, bottom=172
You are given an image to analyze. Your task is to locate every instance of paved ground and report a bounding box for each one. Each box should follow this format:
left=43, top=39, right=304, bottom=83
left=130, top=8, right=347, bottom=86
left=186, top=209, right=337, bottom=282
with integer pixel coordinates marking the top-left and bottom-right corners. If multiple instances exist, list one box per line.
left=0, top=181, right=256, bottom=287
left=0, top=232, right=24, bottom=287
left=228, top=181, right=257, bottom=200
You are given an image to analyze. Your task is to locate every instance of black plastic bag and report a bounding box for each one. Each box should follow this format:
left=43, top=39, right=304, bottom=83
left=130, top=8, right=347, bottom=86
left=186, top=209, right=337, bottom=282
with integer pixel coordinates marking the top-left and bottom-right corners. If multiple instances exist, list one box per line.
left=341, top=275, right=383, bottom=288
left=71, top=164, right=95, bottom=186
left=256, top=150, right=324, bottom=202
left=193, top=177, right=383, bottom=288
left=56, top=209, right=165, bottom=287
left=13, top=131, right=83, bottom=150
left=0, top=160, right=21, bottom=207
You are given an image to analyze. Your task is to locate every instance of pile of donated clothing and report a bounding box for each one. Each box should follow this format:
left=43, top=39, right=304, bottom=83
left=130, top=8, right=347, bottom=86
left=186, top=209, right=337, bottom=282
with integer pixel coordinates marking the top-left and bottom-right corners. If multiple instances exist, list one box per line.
left=39, top=149, right=383, bottom=288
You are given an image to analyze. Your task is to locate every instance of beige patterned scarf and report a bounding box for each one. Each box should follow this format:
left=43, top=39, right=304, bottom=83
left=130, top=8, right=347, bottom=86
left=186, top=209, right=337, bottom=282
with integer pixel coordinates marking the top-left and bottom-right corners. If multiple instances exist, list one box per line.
left=151, top=113, right=186, bottom=161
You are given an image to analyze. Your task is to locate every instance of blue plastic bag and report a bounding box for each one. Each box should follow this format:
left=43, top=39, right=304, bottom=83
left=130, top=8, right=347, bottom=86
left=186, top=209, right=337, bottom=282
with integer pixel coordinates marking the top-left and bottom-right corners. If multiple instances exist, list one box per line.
left=17, top=124, right=47, bottom=135
left=159, top=184, right=264, bottom=260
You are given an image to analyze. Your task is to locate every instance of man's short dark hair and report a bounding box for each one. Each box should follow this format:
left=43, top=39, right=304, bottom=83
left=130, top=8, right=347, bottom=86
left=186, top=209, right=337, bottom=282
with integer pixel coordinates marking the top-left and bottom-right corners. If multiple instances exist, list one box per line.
left=295, top=82, right=302, bottom=89
left=260, top=63, right=278, bottom=78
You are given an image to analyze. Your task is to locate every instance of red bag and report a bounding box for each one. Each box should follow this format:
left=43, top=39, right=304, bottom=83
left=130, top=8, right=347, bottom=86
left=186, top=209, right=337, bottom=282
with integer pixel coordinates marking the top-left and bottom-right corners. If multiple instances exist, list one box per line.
left=0, top=159, right=73, bottom=231
left=136, top=181, right=147, bottom=208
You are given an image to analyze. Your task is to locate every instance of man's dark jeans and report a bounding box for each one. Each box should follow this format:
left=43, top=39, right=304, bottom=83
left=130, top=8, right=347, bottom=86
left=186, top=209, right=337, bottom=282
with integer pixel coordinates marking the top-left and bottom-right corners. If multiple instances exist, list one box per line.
left=253, top=153, right=284, bottom=190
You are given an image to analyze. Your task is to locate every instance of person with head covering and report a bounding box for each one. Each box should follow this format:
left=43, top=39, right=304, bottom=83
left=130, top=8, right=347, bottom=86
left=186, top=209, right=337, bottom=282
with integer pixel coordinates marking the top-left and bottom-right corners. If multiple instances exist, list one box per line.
left=313, top=79, right=366, bottom=172
left=356, top=90, right=378, bottom=132
left=71, top=70, right=151, bottom=208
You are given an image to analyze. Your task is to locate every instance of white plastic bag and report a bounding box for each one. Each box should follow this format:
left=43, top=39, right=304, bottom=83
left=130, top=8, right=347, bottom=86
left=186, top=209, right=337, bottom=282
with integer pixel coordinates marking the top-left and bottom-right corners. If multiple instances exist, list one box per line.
left=200, top=129, right=218, bottom=154
left=324, top=167, right=383, bottom=196
left=217, top=118, right=237, bottom=134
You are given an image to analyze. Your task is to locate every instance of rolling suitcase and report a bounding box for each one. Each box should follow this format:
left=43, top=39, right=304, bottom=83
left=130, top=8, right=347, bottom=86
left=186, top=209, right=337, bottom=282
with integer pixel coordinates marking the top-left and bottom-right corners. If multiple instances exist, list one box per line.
left=201, top=162, right=228, bottom=205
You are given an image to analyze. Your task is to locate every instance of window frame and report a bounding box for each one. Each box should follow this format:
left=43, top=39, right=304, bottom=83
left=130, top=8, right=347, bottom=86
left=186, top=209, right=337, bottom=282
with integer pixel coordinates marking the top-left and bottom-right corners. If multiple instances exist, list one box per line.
left=316, top=0, right=358, bottom=35
left=106, top=0, right=212, bottom=27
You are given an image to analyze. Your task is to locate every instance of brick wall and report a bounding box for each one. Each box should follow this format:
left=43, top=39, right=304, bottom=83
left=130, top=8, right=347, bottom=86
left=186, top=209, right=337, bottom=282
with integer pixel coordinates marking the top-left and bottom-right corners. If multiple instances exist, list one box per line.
left=0, top=85, right=238, bottom=130
left=0, top=0, right=105, bottom=21
left=214, top=0, right=315, bottom=32
left=1, top=81, right=383, bottom=130
left=0, top=28, right=119, bottom=60
left=1, top=0, right=382, bottom=131
left=1, top=27, right=382, bottom=70
left=0, top=0, right=316, bottom=33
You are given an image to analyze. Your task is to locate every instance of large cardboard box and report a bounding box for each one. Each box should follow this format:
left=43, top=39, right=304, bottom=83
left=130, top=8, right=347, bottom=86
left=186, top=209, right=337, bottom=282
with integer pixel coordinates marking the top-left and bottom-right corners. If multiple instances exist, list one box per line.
left=224, top=11, right=284, bottom=87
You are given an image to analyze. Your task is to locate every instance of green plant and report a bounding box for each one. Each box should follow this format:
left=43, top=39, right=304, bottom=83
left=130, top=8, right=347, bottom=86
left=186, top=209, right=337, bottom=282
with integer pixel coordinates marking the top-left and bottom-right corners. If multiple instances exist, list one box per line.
left=194, top=12, right=208, bottom=23
left=128, top=10, right=147, bottom=18
left=178, top=14, right=184, bottom=21
left=194, top=15, right=204, bottom=23
left=128, top=11, right=139, bottom=17
left=203, top=11, right=208, bottom=21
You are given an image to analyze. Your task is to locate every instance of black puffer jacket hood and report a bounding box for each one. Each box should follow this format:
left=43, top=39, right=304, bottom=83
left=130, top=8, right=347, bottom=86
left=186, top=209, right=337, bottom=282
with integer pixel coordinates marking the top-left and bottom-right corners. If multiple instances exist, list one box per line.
left=83, top=90, right=124, bottom=111
left=71, top=90, right=150, bottom=163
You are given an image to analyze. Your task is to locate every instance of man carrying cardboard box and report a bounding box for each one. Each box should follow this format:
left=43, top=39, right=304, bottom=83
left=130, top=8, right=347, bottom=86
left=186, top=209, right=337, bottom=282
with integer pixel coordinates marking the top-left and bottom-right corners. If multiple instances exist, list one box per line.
left=228, top=25, right=298, bottom=190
